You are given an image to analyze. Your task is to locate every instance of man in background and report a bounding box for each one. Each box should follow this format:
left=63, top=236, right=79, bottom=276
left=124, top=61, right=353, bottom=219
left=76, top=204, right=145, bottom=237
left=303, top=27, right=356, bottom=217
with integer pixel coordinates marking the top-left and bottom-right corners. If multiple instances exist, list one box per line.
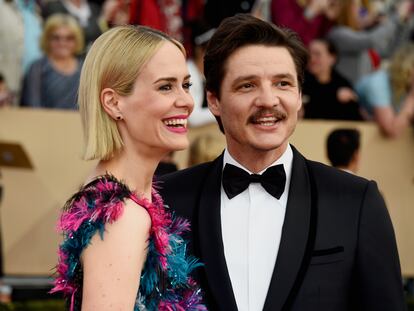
left=327, top=128, right=361, bottom=174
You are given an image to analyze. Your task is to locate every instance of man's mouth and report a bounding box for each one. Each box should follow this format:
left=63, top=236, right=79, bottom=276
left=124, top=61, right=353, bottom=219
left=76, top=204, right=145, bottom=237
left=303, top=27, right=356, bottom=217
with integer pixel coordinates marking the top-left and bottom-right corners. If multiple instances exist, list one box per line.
left=253, top=116, right=280, bottom=126
left=249, top=110, right=287, bottom=126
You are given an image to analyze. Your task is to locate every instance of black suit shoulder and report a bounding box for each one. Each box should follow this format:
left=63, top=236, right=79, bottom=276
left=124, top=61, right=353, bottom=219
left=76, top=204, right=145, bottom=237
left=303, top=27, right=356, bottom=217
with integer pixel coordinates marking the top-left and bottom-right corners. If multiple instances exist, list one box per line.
left=158, top=161, right=216, bottom=220
left=159, top=161, right=213, bottom=195
left=306, top=159, right=372, bottom=196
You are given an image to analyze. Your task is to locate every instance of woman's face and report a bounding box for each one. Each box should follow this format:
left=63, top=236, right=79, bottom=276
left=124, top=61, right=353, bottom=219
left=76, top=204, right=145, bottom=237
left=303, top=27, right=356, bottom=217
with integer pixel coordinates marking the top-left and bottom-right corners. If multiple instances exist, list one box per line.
left=116, top=41, right=194, bottom=156
left=48, top=26, right=77, bottom=59
left=308, top=40, right=336, bottom=76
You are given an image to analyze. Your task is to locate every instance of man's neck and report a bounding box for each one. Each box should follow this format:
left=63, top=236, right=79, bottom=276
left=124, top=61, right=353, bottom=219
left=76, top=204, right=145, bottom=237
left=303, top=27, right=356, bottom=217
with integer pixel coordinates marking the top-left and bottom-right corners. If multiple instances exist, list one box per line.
left=226, top=144, right=288, bottom=173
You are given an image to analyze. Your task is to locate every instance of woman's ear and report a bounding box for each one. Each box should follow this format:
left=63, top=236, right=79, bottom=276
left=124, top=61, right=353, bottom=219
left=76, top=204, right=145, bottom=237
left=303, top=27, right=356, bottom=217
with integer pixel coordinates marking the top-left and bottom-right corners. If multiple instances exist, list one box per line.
left=207, top=91, right=221, bottom=117
left=101, top=88, right=123, bottom=120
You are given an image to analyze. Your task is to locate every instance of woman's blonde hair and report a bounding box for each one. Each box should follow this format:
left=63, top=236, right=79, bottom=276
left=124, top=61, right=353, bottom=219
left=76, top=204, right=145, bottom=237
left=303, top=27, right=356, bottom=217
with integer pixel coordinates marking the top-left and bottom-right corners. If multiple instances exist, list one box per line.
left=389, top=43, right=414, bottom=109
left=334, top=0, right=359, bottom=30
left=79, top=25, right=185, bottom=160
left=40, top=14, right=84, bottom=55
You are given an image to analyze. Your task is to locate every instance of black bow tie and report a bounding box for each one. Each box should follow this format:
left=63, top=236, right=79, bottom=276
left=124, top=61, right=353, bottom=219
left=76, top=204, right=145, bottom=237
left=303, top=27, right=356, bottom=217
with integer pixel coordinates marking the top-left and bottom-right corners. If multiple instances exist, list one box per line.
left=222, top=163, right=286, bottom=200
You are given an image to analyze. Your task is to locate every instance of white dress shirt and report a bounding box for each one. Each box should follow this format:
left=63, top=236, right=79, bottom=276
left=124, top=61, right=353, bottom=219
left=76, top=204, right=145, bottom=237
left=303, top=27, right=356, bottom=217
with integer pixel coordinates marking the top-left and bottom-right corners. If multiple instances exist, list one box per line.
left=221, top=145, right=293, bottom=311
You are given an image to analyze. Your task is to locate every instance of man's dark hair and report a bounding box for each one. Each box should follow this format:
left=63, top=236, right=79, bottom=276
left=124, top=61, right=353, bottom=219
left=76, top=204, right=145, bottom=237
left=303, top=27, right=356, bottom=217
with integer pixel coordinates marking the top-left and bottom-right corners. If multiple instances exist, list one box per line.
left=203, top=14, right=308, bottom=132
left=327, top=128, right=361, bottom=168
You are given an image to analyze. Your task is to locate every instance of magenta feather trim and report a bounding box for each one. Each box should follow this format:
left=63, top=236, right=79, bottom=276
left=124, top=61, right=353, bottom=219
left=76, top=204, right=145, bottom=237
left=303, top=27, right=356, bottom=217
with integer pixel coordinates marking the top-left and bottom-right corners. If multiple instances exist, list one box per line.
left=50, top=175, right=205, bottom=310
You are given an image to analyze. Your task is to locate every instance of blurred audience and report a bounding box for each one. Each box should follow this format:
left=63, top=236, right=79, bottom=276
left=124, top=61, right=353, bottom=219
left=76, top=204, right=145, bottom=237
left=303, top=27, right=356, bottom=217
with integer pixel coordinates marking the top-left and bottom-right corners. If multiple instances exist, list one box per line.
left=21, top=14, right=84, bottom=109
left=129, top=0, right=203, bottom=49
left=99, top=0, right=130, bottom=30
left=303, top=38, right=362, bottom=120
left=327, top=128, right=361, bottom=174
left=42, top=0, right=102, bottom=50
left=0, top=74, right=14, bottom=107
left=326, top=0, right=413, bottom=85
left=188, top=133, right=224, bottom=167
left=271, top=0, right=333, bottom=46
left=356, top=43, right=414, bottom=138
left=0, top=0, right=42, bottom=104
left=203, top=0, right=255, bottom=28
left=187, top=24, right=216, bottom=127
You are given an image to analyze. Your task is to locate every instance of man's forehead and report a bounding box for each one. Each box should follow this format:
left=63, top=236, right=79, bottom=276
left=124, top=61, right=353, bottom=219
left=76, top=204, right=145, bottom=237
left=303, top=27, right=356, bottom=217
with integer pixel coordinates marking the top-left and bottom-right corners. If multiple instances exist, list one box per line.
left=223, top=45, right=297, bottom=78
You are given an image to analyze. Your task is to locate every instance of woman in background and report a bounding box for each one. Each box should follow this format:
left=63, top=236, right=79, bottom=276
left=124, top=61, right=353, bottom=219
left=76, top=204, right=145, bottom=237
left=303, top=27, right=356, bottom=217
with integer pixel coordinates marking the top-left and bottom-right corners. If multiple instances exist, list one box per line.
left=21, top=14, right=83, bottom=109
left=50, top=25, right=206, bottom=310
left=326, top=0, right=412, bottom=85
left=356, top=43, right=414, bottom=138
left=303, top=38, right=362, bottom=120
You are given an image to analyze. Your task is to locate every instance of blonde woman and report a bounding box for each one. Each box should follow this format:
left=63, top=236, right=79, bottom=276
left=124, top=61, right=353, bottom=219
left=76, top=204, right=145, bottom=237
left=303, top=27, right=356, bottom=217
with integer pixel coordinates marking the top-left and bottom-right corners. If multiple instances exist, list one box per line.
left=326, top=0, right=412, bottom=84
left=356, top=43, right=414, bottom=138
left=21, top=14, right=84, bottom=109
left=50, top=25, right=206, bottom=310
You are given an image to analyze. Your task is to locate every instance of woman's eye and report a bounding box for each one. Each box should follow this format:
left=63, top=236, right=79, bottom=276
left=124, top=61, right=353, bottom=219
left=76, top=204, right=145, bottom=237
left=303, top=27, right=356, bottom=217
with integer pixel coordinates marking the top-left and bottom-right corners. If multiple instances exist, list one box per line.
left=159, top=84, right=172, bottom=91
left=183, top=82, right=193, bottom=90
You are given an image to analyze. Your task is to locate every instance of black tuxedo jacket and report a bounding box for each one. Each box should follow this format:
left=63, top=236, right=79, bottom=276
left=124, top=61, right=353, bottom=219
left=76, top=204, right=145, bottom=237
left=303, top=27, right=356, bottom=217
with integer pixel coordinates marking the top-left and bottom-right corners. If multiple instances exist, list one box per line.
left=159, top=147, right=405, bottom=311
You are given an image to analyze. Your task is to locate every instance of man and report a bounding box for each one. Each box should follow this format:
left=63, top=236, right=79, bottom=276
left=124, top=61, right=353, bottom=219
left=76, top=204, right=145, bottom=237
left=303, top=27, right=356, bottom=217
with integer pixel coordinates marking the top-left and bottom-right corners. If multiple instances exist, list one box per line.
left=160, top=14, right=405, bottom=311
left=326, top=128, right=361, bottom=174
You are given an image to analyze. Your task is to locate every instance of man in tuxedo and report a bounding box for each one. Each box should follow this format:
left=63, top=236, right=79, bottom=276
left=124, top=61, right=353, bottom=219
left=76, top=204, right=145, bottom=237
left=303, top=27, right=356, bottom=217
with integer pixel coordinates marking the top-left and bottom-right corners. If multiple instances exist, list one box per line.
left=160, top=14, right=405, bottom=311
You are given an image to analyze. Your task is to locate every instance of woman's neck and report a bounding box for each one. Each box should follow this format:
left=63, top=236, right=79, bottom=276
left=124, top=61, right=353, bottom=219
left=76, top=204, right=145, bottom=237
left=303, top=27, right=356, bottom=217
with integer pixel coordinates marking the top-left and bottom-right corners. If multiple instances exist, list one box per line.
left=92, top=149, right=161, bottom=200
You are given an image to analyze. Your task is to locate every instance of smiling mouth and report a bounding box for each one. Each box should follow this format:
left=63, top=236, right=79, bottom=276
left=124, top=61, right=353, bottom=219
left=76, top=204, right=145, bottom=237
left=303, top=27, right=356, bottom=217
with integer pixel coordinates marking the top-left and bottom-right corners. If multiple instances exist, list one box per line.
left=252, top=116, right=282, bottom=126
left=249, top=110, right=287, bottom=126
left=163, top=118, right=188, bottom=129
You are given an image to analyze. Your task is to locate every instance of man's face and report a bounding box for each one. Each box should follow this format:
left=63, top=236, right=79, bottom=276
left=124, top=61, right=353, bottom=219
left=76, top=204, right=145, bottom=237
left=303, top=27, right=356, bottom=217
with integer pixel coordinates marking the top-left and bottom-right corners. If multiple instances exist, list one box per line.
left=208, top=45, right=302, bottom=159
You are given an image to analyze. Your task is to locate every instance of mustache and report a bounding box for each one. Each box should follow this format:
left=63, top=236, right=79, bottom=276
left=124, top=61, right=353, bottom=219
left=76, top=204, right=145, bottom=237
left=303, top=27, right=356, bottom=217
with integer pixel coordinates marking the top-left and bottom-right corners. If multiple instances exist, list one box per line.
left=247, top=108, right=287, bottom=124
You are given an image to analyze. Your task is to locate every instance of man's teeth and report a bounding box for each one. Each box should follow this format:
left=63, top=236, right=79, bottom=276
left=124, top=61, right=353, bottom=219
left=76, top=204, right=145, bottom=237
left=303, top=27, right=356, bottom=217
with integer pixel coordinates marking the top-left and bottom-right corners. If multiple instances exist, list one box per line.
left=163, top=119, right=187, bottom=127
left=256, top=117, right=278, bottom=126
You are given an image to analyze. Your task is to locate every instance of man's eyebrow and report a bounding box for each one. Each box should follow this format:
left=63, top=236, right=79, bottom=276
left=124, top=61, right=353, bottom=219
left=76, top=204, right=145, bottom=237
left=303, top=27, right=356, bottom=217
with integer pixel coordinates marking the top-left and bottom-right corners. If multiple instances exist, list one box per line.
left=232, top=73, right=296, bottom=84
left=231, top=75, right=259, bottom=86
left=271, top=73, right=296, bottom=80
left=153, top=74, right=191, bottom=84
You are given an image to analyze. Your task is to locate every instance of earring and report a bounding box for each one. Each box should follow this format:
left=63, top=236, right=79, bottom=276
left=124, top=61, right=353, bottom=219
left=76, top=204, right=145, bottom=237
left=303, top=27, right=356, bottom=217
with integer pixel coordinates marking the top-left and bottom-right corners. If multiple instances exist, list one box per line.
left=116, top=116, right=122, bottom=120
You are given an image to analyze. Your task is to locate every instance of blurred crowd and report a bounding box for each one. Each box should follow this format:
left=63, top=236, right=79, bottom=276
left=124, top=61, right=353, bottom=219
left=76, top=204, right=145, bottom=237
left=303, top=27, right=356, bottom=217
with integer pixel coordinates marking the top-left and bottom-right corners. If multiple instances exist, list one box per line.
left=1, top=0, right=414, bottom=139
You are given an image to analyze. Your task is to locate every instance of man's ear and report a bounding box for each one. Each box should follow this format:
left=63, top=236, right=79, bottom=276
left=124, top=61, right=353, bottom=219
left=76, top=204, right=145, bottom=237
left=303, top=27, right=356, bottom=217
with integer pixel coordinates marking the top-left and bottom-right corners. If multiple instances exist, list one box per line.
left=207, top=91, right=221, bottom=117
left=100, top=88, right=123, bottom=120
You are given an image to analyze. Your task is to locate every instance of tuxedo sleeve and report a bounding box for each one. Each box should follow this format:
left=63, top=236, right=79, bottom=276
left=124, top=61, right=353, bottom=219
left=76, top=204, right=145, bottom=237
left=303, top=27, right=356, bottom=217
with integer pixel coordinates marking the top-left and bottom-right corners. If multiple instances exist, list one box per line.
left=353, top=181, right=406, bottom=310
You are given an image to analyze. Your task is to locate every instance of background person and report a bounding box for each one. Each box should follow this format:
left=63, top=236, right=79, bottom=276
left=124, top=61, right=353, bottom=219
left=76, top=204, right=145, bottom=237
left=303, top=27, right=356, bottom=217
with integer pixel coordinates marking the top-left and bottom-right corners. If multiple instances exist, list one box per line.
left=356, top=43, right=414, bottom=138
left=21, top=14, right=84, bottom=109
left=326, top=128, right=361, bottom=174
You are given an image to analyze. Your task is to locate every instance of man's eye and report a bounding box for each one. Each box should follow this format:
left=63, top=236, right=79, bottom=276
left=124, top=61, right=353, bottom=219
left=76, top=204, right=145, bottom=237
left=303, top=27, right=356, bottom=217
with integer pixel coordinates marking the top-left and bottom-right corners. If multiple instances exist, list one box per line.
left=239, top=83, right=254, bottom=89
left=159, top=84, right=172, bottom=91
left=276, top=81, right=291, bottom=87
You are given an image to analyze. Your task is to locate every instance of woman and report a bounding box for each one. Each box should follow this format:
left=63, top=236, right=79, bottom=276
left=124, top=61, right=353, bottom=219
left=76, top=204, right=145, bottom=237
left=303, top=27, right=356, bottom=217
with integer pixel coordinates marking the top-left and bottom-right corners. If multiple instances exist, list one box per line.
left=21, top=14, right=83, bottom=109
left=356, top=43, right=414, bottom=138
left=50, top=25, right=206, bottom=310
left=41, top=0, right=102, bottom=49
left=303, top=38, right=362, bottom=120
left=325, top=0, right=412, bottom=85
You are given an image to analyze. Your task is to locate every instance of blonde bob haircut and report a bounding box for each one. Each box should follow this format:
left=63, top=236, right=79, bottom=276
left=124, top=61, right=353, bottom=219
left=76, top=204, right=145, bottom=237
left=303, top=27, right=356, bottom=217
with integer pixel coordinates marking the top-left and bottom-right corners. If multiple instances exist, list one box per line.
left=389, top=43, right=414, bottom=109
left=40, top=14, right=84, bottom=55
left=79, top=25, right=186, bottom=160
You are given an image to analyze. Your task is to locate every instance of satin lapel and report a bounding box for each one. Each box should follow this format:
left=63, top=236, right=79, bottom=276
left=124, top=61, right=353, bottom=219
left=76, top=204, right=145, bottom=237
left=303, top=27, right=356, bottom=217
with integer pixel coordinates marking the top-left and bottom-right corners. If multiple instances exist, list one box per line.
left=198, top=154, right=238, bottom=311
left=263, top=147, right=317, bottom=311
